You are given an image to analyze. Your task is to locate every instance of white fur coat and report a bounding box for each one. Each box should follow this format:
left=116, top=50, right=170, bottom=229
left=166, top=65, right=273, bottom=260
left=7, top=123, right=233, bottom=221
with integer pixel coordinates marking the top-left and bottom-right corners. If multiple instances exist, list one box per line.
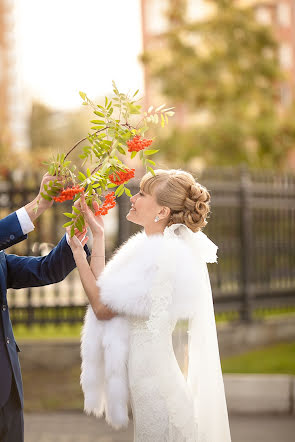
left=80, top=225, right=218, bottom=429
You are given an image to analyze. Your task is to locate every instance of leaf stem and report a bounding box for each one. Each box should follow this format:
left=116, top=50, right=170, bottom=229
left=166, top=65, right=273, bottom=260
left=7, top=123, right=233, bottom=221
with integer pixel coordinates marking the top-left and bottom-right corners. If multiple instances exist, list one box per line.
left=64, top=127, right=109, bottom=159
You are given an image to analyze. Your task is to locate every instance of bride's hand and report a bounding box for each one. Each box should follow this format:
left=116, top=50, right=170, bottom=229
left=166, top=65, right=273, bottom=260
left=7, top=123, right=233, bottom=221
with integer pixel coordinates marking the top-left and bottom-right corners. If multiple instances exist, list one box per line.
left=79, top=194, right=105, bottom=238
left=66, top=226, right=89, bottom=258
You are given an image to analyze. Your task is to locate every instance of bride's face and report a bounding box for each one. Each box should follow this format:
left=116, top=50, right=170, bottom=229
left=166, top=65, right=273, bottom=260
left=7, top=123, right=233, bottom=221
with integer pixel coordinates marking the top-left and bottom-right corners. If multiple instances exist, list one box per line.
left=126, top=188, right=163, bottom=227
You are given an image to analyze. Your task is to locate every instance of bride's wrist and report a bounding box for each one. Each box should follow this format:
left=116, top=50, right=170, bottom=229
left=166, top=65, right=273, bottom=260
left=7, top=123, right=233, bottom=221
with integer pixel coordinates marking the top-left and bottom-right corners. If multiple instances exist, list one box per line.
left=93, top=231, right=104, bottom=241
left=73, top=249, right=86, bottom=262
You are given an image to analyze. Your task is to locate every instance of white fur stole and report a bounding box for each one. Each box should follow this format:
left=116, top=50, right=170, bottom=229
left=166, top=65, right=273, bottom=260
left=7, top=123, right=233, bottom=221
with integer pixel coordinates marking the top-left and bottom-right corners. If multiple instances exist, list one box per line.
left=80, top=228, right=217, bottom=429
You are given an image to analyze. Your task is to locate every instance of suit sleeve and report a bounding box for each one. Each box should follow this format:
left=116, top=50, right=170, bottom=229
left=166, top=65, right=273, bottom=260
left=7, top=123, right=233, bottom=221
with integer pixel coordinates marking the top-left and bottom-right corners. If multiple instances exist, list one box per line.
left=0, top=212, right=27, bottom=251
left=6, top=235, right=90, bottom=289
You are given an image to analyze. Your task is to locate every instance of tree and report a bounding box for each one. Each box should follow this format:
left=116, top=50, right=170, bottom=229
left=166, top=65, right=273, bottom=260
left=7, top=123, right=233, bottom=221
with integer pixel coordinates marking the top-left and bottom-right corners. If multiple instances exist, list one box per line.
left=142, top=0, right=295, bottom=168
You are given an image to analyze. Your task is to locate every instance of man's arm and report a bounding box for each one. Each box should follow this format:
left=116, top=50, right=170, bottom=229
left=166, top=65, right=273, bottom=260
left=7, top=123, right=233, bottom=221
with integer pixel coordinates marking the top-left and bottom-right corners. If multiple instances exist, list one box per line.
left=6, top=235, right=90, bottom=289
left=0, top=174, right=60, bottom=251
left=0, top=212, right=27, bottom=250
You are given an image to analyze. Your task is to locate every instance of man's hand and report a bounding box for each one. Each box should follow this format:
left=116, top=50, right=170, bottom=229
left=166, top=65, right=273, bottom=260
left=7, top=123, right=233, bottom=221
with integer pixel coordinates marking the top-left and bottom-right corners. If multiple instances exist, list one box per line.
left=66, top=226, right=89, bottom=259
left=25, top=173, right=63, bottom=223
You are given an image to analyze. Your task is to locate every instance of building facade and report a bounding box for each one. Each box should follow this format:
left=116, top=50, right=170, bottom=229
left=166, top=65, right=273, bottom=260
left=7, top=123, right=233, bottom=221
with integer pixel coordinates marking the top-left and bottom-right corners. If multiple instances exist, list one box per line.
left=140, top=0, right=295, bottom=109
left=0, top=0, right=29, bottom=153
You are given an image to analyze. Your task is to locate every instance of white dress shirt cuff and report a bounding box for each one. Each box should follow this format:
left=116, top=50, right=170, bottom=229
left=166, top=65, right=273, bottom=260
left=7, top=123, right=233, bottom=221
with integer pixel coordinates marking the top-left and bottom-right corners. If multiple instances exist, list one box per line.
left=65, top=231, right=86, bottom=246
left=16, top=207, right=35, bottom=235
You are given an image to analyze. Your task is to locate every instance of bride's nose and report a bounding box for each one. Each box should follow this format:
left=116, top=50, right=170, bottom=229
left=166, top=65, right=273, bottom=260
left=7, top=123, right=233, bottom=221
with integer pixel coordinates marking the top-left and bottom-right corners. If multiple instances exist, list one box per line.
left=130, top=194, right=136, bottom=204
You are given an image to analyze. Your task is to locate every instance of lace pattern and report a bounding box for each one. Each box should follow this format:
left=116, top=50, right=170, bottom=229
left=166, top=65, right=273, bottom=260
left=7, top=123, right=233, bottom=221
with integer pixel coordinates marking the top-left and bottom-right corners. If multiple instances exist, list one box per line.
left=128, top=239, right=197, bottom=441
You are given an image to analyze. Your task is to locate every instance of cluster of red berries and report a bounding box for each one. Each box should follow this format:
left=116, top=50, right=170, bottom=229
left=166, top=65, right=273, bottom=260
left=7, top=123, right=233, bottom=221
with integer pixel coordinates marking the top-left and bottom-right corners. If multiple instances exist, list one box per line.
left=109, top=168, right=135, bottom=185
left=53, top=185, right=85, bottom=203
left=95, top=192, right=116, bottom=216
left=127, top=135, right=153, bottom=152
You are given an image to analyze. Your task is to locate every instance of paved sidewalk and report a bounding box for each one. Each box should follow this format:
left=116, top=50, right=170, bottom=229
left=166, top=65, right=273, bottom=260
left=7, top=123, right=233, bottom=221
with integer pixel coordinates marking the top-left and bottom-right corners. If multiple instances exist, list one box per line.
left=24, top=412, right=295, bottom=442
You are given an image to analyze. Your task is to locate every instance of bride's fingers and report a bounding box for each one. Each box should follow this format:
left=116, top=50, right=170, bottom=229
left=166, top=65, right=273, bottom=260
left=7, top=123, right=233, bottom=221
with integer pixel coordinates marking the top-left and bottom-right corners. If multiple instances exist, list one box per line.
left=80, top=194, right=88, bottom=212
left=92, top=200, right=99, bottom=213
left=74, top=227, right=87, bottom=236
left=75, top=231, right=87, bottom=242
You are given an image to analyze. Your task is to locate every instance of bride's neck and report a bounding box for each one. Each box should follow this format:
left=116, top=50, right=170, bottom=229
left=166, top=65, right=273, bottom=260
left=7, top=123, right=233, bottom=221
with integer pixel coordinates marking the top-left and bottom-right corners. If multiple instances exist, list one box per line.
left=144, top=223, right=166, bottom=236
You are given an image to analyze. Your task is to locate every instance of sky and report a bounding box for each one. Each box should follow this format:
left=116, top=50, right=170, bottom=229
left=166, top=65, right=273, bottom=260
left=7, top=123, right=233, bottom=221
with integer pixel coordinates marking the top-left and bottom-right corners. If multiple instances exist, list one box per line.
left=15, top=0, right=144, bottom=110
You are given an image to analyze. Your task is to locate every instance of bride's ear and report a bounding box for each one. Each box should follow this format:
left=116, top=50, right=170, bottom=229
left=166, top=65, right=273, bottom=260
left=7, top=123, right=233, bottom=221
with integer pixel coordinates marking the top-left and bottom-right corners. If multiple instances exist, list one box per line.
left=160, top=206, right=170, bottom=220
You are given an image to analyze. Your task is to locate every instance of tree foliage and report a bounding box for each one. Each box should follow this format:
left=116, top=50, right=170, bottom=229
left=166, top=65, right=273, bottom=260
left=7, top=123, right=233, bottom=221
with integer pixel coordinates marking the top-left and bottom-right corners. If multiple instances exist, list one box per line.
left=142, top=0, right=295, bottom=168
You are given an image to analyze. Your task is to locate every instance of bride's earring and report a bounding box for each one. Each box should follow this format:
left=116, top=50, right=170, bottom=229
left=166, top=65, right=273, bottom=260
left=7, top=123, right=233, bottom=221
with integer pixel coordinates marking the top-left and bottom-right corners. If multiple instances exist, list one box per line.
left=154, top=216, right=160, bottom=223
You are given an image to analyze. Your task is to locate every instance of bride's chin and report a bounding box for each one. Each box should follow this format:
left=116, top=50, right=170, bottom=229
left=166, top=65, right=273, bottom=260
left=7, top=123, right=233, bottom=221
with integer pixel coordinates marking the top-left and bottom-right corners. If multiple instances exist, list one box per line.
left=126, top=211, right=135, bottom=220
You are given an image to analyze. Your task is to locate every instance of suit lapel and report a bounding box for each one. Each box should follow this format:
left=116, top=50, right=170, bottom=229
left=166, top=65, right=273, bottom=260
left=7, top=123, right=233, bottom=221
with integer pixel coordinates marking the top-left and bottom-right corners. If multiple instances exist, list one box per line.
left=0, top=251, right=7, bottom=302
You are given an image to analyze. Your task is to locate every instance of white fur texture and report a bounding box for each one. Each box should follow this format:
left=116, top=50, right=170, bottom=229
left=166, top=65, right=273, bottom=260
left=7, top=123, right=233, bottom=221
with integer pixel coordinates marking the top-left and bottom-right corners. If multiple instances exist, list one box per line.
left=80, top=229, right=217, bottom=429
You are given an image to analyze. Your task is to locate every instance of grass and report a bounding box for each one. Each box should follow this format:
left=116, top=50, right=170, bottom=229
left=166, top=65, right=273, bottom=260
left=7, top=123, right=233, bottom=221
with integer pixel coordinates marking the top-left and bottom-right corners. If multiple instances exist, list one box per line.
left=14, top=323, right=82, bottom=340
left=21, top=340, right=295, bottom=412
left=221, top=341, right=295, bottom=375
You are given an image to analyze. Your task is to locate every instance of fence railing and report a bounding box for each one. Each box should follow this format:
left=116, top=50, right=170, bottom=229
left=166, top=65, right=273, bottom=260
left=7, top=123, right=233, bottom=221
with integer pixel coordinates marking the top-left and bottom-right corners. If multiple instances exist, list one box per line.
left=1, top=166, right=294, bottom=325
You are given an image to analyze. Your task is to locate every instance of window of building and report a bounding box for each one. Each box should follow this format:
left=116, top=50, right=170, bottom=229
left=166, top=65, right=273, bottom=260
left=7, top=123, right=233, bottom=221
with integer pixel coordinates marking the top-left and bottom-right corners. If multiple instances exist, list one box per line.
left=255, top=6, right=272, bottom=25
left=279, top=43, right=293, bottom=68
left=277, top=2, right=291, bottom=27
left=145, top=0, right=169, bottom=35
left=280, top=83, right=292, bottom=106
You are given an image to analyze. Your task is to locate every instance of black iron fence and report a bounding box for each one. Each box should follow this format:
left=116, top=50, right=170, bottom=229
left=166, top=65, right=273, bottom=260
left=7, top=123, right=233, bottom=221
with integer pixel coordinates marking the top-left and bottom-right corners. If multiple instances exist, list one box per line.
left=1, top=166, right=294, bottom=325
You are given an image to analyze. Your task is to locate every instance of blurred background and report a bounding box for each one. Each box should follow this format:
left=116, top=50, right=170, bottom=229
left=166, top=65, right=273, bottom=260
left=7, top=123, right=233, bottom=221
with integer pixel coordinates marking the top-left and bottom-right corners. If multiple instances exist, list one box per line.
left=0, top=0, right=295, bottom=441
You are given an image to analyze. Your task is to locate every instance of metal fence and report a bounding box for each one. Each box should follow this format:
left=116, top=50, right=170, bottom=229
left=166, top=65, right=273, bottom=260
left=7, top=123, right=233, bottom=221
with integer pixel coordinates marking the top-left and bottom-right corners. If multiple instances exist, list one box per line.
left=1, top=166, right=294, bottom=325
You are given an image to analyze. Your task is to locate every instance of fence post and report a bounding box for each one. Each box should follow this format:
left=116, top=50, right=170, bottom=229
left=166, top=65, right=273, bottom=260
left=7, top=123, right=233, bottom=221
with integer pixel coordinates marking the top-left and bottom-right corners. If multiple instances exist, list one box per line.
left=117, top=192, right=132, bottom=246
left=240, top=165, right=253, bottom=322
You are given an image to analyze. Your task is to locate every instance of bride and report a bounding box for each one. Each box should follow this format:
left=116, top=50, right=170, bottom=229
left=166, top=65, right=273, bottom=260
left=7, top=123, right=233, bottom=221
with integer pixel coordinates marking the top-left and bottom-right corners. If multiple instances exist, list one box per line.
left=67, top=169, right=232, bottom=442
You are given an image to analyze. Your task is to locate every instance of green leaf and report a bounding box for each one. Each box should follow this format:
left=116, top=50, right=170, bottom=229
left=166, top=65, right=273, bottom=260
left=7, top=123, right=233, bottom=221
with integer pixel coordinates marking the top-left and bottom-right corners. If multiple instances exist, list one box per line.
left=46, top=189, right=57, bottom=196
left=41, top=192, right=52, bottom=201
left=72, top=206, right=80, bottom=214
left=131, top=151, right=137, bottom=159
left=115, top=183, right=124, bottom=196
left=133, top=89, right=139, bottom=97
left=124, top=187, right=132, bottom=197
left=117, top=145, right=126, bottom=155
left=78, top=172, right=86, bottom=181
left=94, top=111, right=104, bottom=118
left=86, top=168, right=91, bottom=177
left=146, top=159, right=156, bottom=166
left=75, top=218, right=83, bottom=232
left=70, top=225, right=75, bottom=237
left=90, top=120, right=105, bottom=124
left=63, top=221, right=73, bottom=228
left=147, top=166, right=155, bottom=176
left=117, top=187, right=125, bottom=197
left=64, top=212, right=76, bottom=219
left=144, top=149, right=159, bottom=155
left=79, top=91, right=86, bottom=100
left=79, top=215, right=85, bottom=227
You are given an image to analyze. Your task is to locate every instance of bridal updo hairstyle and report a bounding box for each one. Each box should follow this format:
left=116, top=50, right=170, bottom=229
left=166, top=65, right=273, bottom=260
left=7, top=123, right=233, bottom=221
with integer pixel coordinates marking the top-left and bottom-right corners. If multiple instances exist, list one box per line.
left=140, top=169, right=210, bottom=232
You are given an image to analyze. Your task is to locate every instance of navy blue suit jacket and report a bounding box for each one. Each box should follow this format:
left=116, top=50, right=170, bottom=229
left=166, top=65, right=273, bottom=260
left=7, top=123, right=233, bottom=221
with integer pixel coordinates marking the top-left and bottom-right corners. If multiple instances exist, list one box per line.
left=0, top=211, right=89, bottom=408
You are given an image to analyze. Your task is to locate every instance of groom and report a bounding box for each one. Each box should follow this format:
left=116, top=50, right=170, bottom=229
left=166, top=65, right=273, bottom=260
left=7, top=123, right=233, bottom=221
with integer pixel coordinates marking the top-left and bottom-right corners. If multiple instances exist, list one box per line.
left=0, top=173, right=89, bottom=442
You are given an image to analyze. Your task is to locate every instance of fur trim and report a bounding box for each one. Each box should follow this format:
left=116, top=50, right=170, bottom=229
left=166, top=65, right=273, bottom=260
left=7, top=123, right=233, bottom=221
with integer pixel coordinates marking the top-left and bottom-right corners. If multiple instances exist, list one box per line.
left=80, top=229, right=218, bottom=429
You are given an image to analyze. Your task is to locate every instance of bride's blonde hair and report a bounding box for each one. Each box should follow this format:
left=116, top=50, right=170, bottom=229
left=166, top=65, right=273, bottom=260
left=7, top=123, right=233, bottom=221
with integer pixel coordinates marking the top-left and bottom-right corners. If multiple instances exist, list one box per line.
left=140, top=169, right=210, bottom=232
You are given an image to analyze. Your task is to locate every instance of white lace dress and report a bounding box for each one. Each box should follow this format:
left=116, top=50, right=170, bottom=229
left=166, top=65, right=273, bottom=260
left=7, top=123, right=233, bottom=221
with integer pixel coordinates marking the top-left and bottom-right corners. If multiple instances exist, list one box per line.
left=80, top=226, right=231, bottom=442
left=128, top=316, right=197, bottom=442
